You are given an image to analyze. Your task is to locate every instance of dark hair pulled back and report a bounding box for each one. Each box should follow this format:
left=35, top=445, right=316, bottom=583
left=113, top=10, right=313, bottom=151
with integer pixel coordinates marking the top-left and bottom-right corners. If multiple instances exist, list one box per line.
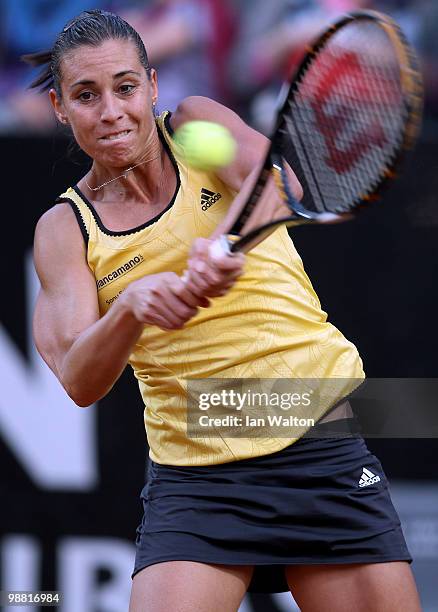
left=22, top=9, right=151, bottom=97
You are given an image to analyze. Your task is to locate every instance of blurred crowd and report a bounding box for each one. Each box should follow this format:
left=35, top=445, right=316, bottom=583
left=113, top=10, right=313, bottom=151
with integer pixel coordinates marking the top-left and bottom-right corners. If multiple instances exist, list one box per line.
left=1, top=0, right=437, bottom=134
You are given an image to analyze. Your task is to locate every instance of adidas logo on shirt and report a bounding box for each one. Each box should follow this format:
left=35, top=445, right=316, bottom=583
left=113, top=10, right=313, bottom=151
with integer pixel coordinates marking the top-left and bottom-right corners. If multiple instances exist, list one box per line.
left=201, top=188, right=222, bottom=211
left=358, top=467, right=381, bottom=488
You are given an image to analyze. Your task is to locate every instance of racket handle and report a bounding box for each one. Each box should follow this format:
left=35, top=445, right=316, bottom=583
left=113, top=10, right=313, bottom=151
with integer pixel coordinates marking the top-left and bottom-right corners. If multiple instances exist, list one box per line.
left=209, top=235, right=235, bottom=260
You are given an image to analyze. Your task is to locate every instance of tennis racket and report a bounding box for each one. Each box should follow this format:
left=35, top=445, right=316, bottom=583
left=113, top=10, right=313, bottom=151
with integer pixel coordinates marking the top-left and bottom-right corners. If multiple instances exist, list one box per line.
left=210, top=10, right=423, bottom=257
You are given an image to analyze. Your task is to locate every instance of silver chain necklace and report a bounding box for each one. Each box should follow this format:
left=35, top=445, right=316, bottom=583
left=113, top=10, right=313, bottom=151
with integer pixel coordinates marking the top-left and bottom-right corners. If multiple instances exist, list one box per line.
left=85, top=155, right=159, bottom=192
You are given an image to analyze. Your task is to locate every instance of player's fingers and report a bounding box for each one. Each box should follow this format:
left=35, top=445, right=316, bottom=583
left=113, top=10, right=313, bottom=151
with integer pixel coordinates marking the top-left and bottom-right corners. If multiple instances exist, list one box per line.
left=159, top=288, right=199, bottom=321
left=185, top=273, right=237, bottom=298
left=208, top=277, right=239, bottom=296
left=188, top=237, right=211, bottom=260
left=136, top=310, right=181, bottom=330
left=169, top=276, right=210, bottom=308
left=187, top=258, right=210, bottom=276
left=184, top=269, right=212, bottom=295
left=151, top=316, right=182, bottom=331
left=146, top=287, right=198, bottom=325
left=188, top=254, right=244, bottom=282
left=147, top=305, right=185, bottom=328
left=186, top=260, right=242, bottom=293
left=208, top=249, right=245, bottom=272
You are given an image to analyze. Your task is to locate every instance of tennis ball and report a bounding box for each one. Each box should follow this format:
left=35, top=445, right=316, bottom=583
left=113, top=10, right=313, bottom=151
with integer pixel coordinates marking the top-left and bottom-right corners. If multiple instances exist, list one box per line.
left=174, top=120, right=237, bottom=171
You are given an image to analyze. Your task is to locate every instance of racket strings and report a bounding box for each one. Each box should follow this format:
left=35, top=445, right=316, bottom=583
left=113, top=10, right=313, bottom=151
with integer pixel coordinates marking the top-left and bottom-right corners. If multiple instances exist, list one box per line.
left=313, top=41, right=395, bottom=206
left=281, top=115, right=327, bottom=213
left=281, top=21, right=408, bottom=214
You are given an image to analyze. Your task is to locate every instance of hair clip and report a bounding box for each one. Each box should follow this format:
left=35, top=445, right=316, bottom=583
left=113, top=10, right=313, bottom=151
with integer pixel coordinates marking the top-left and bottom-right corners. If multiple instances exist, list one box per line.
left=62, top=20, right=75, bottom=33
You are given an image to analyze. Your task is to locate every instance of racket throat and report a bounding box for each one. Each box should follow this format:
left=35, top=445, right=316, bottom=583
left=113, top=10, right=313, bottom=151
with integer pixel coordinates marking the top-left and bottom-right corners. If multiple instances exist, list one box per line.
left=289, top=200, right=320, bottom=221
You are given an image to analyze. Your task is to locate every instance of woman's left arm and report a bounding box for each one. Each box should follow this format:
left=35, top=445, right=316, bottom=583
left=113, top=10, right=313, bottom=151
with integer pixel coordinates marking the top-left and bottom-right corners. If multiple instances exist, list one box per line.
left=171, top=96, right=302, bottom=297
left=172, top=95, right=302, bottom=196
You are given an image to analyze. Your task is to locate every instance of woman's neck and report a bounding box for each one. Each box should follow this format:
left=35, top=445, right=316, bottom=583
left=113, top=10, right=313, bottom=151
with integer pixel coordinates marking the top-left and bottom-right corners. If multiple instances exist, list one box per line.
left=84, top=136, right=174, bottom=207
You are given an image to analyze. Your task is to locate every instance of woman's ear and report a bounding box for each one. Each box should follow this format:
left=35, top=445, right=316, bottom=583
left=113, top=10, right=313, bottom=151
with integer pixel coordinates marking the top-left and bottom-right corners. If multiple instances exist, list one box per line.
left=49, top=88, right=68, bottom=124
left=149, top=68, right=158, bottom=102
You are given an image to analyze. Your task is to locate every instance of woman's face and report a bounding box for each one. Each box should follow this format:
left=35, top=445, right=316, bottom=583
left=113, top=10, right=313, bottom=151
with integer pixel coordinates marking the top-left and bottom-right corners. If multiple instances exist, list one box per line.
left=50, top=38, right=158, bottom=168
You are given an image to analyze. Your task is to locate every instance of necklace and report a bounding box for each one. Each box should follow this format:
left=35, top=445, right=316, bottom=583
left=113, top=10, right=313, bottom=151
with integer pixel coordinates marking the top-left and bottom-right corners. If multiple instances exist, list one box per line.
left=85, top=154, right=160, bottom=192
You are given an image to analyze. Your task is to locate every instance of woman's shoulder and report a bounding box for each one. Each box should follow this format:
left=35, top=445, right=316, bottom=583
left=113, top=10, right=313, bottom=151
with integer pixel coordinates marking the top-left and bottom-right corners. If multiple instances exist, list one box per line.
left=35, top=200, right=84, bottom=247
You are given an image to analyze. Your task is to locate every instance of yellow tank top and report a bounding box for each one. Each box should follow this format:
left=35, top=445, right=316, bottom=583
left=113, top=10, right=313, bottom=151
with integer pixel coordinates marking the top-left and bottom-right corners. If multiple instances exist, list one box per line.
left=58, top=111, right=364, bottom=466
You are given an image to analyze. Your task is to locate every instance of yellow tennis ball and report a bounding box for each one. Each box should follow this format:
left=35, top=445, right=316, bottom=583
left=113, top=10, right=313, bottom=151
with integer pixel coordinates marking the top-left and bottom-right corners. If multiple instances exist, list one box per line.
left=174, top=120, right=237, bottom=171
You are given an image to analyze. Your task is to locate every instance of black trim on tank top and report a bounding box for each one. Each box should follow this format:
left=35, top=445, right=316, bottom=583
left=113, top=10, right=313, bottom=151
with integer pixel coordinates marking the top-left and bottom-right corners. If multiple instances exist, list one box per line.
left=164, top=111, right=174, bottom=136
left=72, top=118, right=181, bottom=237
left=55, top=196, right=89, bottom=246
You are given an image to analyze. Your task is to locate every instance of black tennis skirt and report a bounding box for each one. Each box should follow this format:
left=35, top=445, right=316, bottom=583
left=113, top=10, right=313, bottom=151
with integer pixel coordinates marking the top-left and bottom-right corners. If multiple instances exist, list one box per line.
left=133, top=419, right=411, bottom=593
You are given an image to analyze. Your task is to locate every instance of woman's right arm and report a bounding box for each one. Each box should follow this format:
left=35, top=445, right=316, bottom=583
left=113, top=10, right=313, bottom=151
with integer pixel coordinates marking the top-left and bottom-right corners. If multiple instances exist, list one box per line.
left=33, top=204, right=203, bottom=407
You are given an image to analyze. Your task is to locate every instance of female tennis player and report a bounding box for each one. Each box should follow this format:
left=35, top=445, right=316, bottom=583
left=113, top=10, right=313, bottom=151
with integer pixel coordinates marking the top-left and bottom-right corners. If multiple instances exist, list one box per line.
left=29, top=10, right=420, bottom=612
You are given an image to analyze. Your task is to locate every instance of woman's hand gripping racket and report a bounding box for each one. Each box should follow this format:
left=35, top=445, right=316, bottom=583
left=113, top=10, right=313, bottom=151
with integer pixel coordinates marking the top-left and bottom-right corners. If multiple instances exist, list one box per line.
left=209, top=9, right=423, bottom=259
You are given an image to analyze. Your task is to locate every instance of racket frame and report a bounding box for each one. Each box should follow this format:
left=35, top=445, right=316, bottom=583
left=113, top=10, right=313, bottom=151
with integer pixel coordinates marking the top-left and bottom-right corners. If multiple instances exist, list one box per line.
left=224, top=10, right=423, bottom=254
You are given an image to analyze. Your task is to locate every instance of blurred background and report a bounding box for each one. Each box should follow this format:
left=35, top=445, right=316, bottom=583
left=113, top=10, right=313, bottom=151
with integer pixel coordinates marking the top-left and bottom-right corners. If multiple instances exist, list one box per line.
left=0, top=1, right=437, bottom=611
